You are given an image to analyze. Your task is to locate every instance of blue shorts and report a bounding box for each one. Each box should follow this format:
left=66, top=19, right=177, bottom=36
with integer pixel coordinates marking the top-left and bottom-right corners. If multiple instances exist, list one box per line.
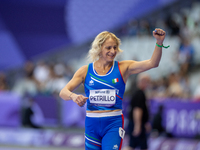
left=85, top=114, right=125, bottom=150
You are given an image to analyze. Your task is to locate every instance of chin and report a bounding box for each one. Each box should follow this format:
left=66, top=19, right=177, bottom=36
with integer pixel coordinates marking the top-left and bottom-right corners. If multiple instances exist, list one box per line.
left=107, top=59, right=115, bottom=62
left=108, top=56, right=115, bottom=60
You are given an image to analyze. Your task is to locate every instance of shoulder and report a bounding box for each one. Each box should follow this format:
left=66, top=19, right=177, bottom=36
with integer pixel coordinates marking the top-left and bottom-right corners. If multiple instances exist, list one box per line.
left=119, top=60, right=135, bottom=66
left=79, top=65, right=88, bottom=71
left=74, top=65, right=88, bottom=79
left=118, top=60, right=136, bottom=73
left=119, top=60, right=138, bottom=67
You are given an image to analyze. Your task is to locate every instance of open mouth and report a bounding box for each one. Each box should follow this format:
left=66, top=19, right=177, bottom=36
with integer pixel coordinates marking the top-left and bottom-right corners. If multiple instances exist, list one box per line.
left=107, top=53, right=116, bottom=58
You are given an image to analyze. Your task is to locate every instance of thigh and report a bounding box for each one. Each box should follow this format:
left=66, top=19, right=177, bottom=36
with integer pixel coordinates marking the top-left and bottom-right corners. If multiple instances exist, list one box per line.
left=101, top=115, right=125, bottom=150
left=102, top=127, right=125, bottom=150
left=85, top=116, right=102, bottom=150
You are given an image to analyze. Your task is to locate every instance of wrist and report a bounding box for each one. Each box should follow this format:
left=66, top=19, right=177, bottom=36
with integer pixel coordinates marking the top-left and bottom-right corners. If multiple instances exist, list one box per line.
left=156, top=40, right=163, bottom=45
left=134, top=122, right=141, bottom=127
left=156, top=43, right=170, bottom=49
left=69, top=92, right=74, bottom=99
left=134, top=125, right=141, bottom=131
left=156, top=43, right=163, bottom=48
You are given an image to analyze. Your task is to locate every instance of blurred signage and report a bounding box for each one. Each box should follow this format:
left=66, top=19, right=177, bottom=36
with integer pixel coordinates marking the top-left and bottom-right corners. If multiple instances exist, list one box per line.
left=151, top=99, right=200, bottom=138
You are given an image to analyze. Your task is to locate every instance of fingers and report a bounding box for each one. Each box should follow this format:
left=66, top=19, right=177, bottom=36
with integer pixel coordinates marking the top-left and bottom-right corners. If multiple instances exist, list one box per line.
left=74, top=95, right=88, bottom=107
left=153, top=28, right=165, bottom=36
left=153, top=28, right=166, bottom=43
left=132, top=130, right=140, bottom=136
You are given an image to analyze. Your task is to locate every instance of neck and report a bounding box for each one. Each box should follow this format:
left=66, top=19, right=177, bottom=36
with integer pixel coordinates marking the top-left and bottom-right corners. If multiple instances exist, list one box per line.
left=95, top=60, right=113, bottom=69
left=94, top=60, right=114, bottom=73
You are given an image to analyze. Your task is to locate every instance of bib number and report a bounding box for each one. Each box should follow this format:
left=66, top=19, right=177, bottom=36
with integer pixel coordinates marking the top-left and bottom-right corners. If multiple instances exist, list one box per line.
left=119, top=127, right=125, bottom=139
left=89, top=89, right=116, bottom=107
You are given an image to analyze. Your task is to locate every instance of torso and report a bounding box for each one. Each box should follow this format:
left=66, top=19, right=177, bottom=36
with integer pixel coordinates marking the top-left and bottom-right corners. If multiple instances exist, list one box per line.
left=82, top=60, right=130, bottom=83
left=84, top=61, right=126, bottom=112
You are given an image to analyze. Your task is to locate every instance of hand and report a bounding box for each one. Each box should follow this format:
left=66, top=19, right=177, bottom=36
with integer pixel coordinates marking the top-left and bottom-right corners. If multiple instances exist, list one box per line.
left=132, top=125, right=141, bottom=136
left=145, top=122, right=152, bottom=133
left=71, top=94, right=88, bottom=107
left=153, top=28, right=166, bottom=45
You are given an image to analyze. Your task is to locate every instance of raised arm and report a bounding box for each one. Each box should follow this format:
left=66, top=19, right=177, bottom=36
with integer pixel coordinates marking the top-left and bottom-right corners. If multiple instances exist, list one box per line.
left=59, top=65, right=88, bottom=107
left=120, top=28, right=166, bottom=82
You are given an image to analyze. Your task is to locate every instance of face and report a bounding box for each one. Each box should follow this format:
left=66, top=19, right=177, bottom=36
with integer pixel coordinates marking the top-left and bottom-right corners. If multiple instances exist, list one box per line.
left=140, top=77, right=150, bottom=89
left=100, top=38, right=118, bottom=62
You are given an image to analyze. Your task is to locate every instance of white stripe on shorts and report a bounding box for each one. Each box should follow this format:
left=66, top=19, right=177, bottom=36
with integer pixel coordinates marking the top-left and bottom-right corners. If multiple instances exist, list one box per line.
left=86, top=110, right=122, bottom=117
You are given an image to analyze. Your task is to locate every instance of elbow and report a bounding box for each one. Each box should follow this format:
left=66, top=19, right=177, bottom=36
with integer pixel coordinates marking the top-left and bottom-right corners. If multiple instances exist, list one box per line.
left=154, top=63, right=159, bottom=68
left=59, top=91, right=62, bottom=98
left=149, top=64, right=159, bottom=69
left=59, top=90, right=64, bottom=100
left=149, top=60, right=159, bottom=69
left=151, top=61, right=159, bottom=68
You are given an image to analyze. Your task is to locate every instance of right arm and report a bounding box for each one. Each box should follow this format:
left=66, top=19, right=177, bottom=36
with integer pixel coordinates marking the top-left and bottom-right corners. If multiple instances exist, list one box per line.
left=59, top=65, right=88, bottom=107
left=132, top=107, right=143, bottom=136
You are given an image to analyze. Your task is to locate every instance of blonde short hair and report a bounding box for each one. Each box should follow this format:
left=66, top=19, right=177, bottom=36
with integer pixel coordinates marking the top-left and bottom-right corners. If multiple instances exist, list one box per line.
left=87, top=31, right=123, bottom=62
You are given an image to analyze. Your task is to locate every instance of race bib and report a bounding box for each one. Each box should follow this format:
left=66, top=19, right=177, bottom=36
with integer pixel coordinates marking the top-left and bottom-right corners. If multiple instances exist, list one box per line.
left=119, top=127, right=125, bottom=139
left=89, top=89, right=116, bottom=107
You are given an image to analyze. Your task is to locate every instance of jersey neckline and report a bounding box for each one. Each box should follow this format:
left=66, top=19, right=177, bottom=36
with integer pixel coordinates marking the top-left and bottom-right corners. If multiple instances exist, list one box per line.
left=92, top=61, right=115, bottom=76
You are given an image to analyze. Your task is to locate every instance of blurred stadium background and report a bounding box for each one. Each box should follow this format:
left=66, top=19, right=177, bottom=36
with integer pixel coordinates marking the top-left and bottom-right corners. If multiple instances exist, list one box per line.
left=0, top=0, right=200, bottom=149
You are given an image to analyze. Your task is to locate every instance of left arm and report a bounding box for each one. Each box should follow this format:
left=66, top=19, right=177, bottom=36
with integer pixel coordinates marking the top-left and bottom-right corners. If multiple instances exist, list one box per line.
left=120, top=28, right=166, bottom=82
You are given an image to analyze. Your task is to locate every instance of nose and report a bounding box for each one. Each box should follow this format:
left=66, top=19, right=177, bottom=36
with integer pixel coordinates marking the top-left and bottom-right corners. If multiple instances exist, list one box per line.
left=110, top=47, right=116, bottom=53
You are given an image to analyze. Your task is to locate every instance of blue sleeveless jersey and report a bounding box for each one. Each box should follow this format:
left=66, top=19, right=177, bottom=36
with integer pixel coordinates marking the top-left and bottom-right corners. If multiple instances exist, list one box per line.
left=84, top=61, right=126, bottom=111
